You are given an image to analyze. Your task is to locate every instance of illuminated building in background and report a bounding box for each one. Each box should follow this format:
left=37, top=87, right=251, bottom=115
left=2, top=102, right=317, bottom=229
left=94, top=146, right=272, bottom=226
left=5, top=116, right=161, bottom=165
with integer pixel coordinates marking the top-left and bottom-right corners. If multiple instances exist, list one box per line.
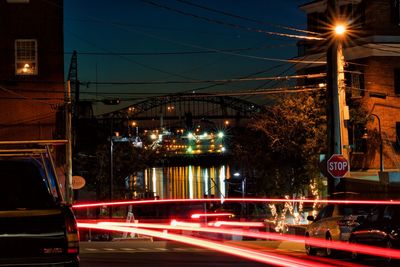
left=145, top=129, right=227, bottom=156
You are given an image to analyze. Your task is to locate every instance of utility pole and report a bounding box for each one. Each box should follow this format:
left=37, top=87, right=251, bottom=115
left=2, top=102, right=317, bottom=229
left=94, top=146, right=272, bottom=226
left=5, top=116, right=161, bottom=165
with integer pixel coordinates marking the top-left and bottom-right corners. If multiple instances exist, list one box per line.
left=65, top=81, right=73, bottom=204
left=327, top=0, right=350, bottom=197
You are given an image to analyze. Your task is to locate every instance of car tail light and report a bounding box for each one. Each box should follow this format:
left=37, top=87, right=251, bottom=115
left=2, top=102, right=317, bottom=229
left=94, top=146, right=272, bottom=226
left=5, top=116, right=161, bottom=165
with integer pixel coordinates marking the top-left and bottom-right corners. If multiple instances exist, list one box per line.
left=66, top=212, right=79, bottom=254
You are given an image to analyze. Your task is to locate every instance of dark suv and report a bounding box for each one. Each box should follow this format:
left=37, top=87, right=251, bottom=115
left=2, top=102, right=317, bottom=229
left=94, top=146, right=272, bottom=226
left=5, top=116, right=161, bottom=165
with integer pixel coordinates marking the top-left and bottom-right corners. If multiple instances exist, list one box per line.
left=0, top=141, right=79, bottom=266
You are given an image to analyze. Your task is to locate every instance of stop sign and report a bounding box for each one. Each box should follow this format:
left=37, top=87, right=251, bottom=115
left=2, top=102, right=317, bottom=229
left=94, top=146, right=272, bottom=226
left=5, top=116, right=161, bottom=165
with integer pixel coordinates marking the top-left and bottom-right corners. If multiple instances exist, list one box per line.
left=327, top=154, right=349, bottom=178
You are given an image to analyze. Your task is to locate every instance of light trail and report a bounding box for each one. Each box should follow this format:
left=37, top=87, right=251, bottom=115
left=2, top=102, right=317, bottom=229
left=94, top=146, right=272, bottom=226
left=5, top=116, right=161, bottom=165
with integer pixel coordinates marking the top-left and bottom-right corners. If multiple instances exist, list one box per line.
left=190, top=212, right=234, bottom=219
left=170, top=220, right=201, bottom=228
left=208, top=221, right=265, bottom=227
left=78, top=222, right=334, bottom=267
left=89, top=220, right=400, bottom=260
left=73, top=197, right=400, bottom=209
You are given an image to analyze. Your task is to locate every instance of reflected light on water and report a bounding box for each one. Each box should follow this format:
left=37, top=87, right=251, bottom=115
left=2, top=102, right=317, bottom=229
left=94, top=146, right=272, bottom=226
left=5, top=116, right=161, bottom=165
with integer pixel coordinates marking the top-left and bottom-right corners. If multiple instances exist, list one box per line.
left=219, top=166, right=226, bottom=203
left=143, top=165, right=230, bottom=199
left=204, top=169, right=209, bottom=197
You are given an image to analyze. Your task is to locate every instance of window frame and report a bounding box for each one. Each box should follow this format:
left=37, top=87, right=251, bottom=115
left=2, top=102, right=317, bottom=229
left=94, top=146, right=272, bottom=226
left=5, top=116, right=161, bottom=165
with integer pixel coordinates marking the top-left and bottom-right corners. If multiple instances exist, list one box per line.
left=15, top=39, right=38, bottom=76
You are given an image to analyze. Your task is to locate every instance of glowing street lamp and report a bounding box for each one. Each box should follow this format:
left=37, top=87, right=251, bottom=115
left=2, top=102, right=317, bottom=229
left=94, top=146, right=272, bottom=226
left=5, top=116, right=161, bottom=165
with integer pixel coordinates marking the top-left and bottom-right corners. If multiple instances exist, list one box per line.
left=334, top=24, right=346, bottom=36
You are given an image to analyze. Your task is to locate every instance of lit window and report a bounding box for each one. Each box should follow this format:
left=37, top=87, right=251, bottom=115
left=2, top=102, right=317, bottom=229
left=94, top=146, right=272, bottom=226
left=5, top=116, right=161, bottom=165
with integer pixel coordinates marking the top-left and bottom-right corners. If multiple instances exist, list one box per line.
left=15, top=39, right=37, bottom=75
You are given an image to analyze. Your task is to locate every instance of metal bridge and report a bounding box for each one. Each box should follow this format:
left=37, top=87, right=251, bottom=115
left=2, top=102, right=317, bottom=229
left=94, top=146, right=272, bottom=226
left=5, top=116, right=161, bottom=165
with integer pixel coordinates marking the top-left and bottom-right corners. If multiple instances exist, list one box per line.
left=98, top=93, right=265, bottom=130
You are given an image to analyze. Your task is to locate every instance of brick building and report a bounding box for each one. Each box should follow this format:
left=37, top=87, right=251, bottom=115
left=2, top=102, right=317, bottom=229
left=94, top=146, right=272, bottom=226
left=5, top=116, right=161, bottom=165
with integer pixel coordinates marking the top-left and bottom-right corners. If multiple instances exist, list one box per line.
left=0, top=0, right=64, bottom=141
left=299, top=0, right=400, bottom=171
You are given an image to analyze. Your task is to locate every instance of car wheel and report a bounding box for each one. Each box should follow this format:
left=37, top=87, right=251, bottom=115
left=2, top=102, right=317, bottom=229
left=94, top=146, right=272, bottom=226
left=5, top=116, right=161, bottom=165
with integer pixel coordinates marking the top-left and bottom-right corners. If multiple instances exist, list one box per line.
left=325, top=235, right=336, bottom=257
left=305, top=233, right=317, bottom=256
left=349, top=238, right=361, bottom=261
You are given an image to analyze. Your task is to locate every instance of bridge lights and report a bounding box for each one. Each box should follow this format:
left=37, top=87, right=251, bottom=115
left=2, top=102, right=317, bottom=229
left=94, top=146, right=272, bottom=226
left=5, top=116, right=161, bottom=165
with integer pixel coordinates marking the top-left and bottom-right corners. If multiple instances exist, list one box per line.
left=187, top=132, right=194, bottom=139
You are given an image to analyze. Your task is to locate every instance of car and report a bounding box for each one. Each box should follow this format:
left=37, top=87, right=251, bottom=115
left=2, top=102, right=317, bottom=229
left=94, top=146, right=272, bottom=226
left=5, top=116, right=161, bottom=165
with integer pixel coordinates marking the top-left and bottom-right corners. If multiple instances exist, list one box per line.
left=0, top=141, right=79, bottom=266
left=304, top=203, right=371, bottom=257
left=349, top=204, right=400, bottom=262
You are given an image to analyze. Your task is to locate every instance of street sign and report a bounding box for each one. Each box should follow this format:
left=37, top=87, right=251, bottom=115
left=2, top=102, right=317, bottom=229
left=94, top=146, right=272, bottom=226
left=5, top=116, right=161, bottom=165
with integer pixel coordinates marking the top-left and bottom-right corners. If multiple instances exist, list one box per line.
left=327, top=154, right=349, bottom=178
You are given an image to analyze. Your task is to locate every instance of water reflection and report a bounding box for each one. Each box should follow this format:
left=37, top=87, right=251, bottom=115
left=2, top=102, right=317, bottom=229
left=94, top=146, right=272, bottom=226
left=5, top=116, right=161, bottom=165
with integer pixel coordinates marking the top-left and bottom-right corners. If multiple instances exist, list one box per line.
left=142, top=165, right=230, bottom=199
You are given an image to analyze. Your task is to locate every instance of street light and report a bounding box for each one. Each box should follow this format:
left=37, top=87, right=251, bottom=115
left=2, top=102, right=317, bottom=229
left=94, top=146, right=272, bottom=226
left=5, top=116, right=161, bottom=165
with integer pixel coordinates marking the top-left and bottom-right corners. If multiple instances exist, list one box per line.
left=334, top=24, right=346, bottom=36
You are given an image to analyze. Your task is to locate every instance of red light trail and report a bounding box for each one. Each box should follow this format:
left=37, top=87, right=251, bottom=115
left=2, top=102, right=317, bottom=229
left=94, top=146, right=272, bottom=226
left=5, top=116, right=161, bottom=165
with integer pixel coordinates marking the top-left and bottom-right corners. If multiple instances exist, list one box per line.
left=190, top=212, right=234, bottom=219
left=78, top=222, right=335, bottom=267
left=208, top=221, right=265, bottom=227
left=72, top=197, right=400, bottom=209
left=83, top=220, right=400, bottom=260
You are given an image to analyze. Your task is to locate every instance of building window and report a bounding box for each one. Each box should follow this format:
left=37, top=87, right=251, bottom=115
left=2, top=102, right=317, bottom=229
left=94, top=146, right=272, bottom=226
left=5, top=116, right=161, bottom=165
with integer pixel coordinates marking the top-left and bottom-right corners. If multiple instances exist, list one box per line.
left=15, top=39, right=37, bottom=75
left=395, top=69, right=400, bottom=95
left=345, top=66, right=364, bottom=98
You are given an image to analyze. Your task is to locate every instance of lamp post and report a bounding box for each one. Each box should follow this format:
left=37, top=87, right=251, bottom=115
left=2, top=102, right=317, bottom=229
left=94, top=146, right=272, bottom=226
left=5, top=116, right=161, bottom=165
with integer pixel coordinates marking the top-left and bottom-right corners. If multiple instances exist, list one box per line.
left=368, top=114, right=383, bottom=172
left=327, top=11, right=348, bottom=196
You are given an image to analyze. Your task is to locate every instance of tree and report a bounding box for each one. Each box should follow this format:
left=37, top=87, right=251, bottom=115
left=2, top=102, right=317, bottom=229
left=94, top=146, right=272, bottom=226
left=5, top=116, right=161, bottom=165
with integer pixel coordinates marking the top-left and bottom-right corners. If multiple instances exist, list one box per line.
left=232, top=91, right=327, bottom=197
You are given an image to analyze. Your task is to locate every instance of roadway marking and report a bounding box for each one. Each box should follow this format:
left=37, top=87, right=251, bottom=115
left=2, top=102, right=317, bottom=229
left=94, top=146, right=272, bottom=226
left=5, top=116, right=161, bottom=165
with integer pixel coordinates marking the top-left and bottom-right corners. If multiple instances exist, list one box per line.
left=137, top=248, right=150, bottom=251
left=84, top=248, right=98, bottom=251
left=120, top=248, right=136, bottom=251
left=155, top=248, right=168, bottom=251
left=103, top=248, right=117, bottom=251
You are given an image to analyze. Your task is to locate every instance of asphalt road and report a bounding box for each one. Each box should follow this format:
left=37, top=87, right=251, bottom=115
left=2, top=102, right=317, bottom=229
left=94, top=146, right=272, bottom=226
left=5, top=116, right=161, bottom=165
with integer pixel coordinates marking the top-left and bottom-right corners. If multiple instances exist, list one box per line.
left=80, top=240, right=268, bottom=267
left=79, top=239, right=400, bottom=267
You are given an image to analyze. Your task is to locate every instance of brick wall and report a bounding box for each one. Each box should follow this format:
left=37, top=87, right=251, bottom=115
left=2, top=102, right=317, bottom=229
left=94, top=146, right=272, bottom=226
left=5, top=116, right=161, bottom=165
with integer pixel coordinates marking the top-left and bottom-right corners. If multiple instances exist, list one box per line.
left=0, top=0, right=64, bottom=141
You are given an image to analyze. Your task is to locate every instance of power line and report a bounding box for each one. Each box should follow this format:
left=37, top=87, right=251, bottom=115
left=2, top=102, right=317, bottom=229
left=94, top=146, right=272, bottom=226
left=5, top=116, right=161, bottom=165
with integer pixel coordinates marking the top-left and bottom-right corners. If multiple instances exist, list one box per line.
left=64, top=44, right=295, bottom=56
left=79, top=85, right=326, bottom=102
left=85, top=73, right=326, bottom=85
left=176, top=0, right=320, bottom=36
left=65, top=29, right=203, bottom=82
left=79, top=18, right=325, bottom=65
left=139, top=0, right=324, bottom=41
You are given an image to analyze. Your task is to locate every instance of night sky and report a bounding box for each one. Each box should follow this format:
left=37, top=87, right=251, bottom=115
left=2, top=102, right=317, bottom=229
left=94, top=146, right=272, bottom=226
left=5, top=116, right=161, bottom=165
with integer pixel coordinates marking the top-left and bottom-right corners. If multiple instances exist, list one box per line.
left=64, top=0, right=309, bottom=114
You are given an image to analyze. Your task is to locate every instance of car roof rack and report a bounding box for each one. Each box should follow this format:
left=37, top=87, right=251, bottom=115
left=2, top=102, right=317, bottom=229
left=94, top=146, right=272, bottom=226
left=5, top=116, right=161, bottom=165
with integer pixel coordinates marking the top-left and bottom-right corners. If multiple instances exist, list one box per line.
left=0, top=140, right=67, bottom=156
left=0, top=140, right=68, bottom=202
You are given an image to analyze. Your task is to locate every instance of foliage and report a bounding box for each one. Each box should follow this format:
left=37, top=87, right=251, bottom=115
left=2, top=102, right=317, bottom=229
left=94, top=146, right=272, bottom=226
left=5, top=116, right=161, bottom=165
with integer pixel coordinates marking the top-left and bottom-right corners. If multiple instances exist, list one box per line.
left=74, top=141, right=155, bottom=201
left=231, top=91, right=327, bottom=197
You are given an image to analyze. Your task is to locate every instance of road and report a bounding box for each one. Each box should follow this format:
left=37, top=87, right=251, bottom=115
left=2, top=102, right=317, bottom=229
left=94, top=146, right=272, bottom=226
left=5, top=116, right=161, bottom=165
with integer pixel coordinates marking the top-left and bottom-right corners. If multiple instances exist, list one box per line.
left=79, top=239, right=399, bottom=267
left=80, top=240, right=268, bottom=267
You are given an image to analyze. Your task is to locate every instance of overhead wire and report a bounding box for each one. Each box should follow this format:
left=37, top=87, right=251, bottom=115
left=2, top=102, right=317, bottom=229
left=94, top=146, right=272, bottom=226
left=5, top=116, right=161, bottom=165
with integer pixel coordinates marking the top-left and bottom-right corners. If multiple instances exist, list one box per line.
left=65, top=29, right=201, bottom=82
left=139, top=0, right=325, bottom=41
left=79, top=17, right=325, bottom=65
left=65, top=44, right=296, bottom=56
left=79, top=84, right=326, bottom=102
left=175, top=0, right=320, bottom=36
left=85, top=73, right=326, bottom=85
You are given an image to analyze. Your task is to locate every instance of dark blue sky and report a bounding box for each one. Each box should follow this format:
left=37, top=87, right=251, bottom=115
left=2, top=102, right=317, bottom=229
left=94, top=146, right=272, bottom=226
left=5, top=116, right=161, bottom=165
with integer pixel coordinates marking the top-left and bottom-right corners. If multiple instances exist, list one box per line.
left=64, top=0, right=309, bottom=114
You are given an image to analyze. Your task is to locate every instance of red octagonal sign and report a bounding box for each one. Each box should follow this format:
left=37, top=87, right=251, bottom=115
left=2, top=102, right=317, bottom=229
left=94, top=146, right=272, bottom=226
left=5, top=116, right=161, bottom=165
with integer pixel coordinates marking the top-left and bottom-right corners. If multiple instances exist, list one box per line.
left=327, top=154, right=349, bottom=178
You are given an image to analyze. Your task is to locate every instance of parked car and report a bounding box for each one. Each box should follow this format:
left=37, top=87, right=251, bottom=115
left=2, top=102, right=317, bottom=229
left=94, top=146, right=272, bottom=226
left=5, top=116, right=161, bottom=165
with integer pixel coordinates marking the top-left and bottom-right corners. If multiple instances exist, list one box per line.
left=349, top=204, right=400, bottom=262
left=305, top=204, right=371, bottom=257
left=0, top=141, right=79, bottom=266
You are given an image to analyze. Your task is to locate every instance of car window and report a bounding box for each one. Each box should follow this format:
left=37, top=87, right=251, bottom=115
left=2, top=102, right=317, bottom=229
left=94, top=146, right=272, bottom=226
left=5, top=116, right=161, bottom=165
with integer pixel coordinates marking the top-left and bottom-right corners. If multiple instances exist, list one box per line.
left=315, top=205, right=333, bottom=221
left=339, top=205, right=370, bottom=216
left=383, top=206, right=395, bottom=220
left=0, top=160, right=56, bottom=211
left=322, top=205, right=334, bottom=218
